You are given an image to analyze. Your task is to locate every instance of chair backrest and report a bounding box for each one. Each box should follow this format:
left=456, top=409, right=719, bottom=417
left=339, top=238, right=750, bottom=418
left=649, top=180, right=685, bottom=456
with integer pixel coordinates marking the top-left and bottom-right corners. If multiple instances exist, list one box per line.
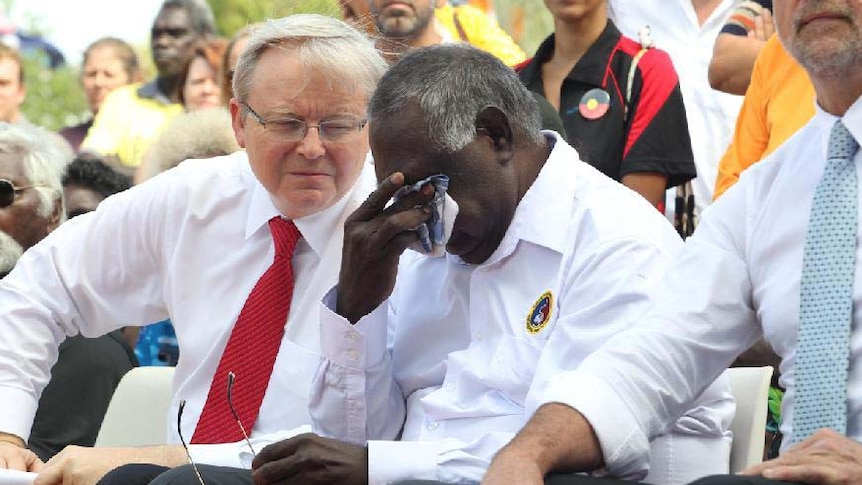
left=726, top=366, right=773, bottom=473
left=94, top=366, right=175, bottom=447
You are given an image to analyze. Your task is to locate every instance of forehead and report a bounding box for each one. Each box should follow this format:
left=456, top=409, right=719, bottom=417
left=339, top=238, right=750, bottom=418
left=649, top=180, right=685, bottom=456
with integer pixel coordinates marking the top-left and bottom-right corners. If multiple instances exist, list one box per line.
left=153, top=6, right=193, bottom=30
left=0, top=58, right=20, bottom=79
left=370, top=103, right=453, bottom=181
left=84, top=46, right=124, bottom=67
left=246, top=48, right=367, bottom=116
left=0, top=151, right=27, bottom=183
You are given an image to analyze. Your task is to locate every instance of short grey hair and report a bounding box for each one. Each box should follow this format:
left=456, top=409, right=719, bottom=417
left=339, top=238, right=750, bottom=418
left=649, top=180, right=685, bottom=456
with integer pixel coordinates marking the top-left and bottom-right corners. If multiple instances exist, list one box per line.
left=0, top=123, right=70, bottom=218
left=369, top=44, right=543, bottom=152
left=232, top=14, right=387, bottom=104
left=140, top=108, right=240, bottom=181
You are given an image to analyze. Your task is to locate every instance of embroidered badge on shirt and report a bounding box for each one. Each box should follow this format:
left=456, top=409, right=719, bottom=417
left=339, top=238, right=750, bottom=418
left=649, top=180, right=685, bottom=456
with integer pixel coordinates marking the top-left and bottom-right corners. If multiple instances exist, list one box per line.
left=578, top=88, right=610, bottom=120
left=526, top=291, right=554, bottom=334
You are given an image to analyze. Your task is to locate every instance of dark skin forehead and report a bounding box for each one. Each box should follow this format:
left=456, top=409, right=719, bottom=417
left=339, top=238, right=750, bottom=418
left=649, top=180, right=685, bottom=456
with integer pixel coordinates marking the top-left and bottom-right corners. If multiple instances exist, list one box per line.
left=151, top=6, right=194, bottom=38
left=370, top=103, right=460, bottom=183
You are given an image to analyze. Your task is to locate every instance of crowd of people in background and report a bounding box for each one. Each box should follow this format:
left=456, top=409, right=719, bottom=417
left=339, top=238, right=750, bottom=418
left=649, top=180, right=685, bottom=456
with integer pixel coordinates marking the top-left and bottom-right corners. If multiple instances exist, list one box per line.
left=0, top=0, right=860, bottom=484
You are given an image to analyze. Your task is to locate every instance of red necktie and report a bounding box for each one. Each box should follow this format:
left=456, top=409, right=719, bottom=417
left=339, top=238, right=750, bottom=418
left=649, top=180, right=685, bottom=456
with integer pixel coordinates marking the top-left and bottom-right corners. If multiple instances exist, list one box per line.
left=192, top=217, right=301, bottom=444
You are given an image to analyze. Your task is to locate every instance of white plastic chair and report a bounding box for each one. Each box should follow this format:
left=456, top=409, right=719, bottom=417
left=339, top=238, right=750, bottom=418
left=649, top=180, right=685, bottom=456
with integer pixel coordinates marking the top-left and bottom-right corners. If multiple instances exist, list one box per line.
left=94, top=366, right=175, bottom=447
left=726, top=366, right=774, bottom=473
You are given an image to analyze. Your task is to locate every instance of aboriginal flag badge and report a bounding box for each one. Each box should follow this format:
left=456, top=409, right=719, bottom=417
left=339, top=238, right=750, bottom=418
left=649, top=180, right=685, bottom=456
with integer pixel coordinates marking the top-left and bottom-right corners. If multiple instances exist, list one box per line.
left=578, top=88, right=610, bottom=120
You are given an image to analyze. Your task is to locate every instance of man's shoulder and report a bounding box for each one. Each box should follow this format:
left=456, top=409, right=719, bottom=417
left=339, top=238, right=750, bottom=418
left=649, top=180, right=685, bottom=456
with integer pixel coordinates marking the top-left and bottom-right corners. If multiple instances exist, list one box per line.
left=540, top=137, right=681, bottom=253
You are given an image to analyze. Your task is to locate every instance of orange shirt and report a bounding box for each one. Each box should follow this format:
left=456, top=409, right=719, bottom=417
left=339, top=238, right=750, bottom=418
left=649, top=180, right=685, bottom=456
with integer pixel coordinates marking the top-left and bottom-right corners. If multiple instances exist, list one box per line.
left=713, top=35, right=815, bottom=199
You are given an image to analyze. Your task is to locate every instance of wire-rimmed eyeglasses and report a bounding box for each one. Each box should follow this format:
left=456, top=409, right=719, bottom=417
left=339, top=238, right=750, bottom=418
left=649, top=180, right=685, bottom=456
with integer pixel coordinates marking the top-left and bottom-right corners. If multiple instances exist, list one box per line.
left=241, top=102, right=367, bottom=143
left=177, top=372, right=258, bottom=485
left=0, top=179, right=41, bottom=208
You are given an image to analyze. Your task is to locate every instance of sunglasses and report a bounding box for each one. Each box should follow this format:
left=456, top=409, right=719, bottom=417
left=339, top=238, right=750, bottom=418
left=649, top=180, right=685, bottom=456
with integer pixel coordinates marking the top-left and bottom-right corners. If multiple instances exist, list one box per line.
left=0, top=179, right=39, bottom=208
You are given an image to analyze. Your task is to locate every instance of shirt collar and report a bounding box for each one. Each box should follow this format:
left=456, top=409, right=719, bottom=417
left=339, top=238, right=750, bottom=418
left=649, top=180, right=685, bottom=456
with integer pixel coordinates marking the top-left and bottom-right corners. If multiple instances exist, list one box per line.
left=521, top=20, right=623, bottom=89
left=811, top=94, right=862, bottom=160
left=479, top=131, right=576, bottom=267
left=137, top=80, right=174, bottom=105
left=245, top=161, right=364, bottom=258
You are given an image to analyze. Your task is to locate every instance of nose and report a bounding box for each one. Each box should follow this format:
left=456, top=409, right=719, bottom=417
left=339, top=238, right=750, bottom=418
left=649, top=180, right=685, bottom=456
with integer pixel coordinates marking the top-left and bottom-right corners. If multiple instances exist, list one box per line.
left=295, top=126, right=326, bottom=160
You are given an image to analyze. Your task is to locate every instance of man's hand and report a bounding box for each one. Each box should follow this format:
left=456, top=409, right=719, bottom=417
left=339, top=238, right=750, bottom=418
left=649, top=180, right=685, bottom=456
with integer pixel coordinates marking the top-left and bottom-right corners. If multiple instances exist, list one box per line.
left=742, top=429, right=862, bottom=484
left=0, top=440, right=43, bottom=472
left=336, top=172, right=434, bottom=323
left=33, top=444, right=186, bottom=485
left=251, top=433, right=367, bottom=485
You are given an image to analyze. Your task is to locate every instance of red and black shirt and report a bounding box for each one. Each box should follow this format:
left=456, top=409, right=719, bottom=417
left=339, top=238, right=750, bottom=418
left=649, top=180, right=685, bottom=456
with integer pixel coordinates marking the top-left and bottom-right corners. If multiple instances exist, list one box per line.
left=517, top=21, right=696, bottom=188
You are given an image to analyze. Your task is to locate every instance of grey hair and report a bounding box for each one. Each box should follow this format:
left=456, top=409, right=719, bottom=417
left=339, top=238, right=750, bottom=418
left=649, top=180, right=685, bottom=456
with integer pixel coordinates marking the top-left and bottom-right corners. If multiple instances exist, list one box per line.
left=232, top=14, right=388, bottom=104
left=369, top=44, right=543, bottom=152
left=140, top=108, right=240, bottom=181
left=0, top=123, right=70, bottom=218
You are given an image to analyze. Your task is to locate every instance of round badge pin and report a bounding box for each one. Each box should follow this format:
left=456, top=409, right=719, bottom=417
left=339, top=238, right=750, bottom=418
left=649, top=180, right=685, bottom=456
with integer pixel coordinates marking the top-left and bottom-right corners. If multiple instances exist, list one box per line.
left=578, top=88, right=610, bottom=120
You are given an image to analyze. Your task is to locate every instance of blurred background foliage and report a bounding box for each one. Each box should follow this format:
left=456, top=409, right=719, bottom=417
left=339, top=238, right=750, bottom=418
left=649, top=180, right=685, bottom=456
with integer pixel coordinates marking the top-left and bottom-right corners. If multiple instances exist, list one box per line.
left=19, top=0, right=553, bottom=131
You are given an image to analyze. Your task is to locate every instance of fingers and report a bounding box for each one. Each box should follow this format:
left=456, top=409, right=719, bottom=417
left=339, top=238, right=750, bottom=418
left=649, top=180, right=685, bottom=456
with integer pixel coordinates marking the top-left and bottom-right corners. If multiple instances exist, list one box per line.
left=0, top=445, right=43, bottom=473
left=253, top=434, right=307, bottom=471
left=348, top=172, right=406, bottom=223
left=761, top=464, right=837, bottom=484
left=761, top=9, right=775, bottom=39
left=33, top=463, right=63, bottom=485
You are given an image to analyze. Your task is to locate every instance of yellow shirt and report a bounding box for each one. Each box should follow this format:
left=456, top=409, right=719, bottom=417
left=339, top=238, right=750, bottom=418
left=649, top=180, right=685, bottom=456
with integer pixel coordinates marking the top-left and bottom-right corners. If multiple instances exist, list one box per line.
left=713, top=35, right=815, bottom=199
left=82, top=82, right=183, bottom=168
left=435, top=4, right=526, bottom=67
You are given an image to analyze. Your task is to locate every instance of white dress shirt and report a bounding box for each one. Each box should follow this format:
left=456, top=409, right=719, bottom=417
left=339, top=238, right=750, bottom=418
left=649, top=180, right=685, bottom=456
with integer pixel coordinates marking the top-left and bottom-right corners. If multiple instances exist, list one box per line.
left=609, top=0, right=743, bottom=212
left=0, top=151, right=375, bottom=467
left=551, top=96, right=862, bottom=476
left=312, top=133, right=734, bottom=484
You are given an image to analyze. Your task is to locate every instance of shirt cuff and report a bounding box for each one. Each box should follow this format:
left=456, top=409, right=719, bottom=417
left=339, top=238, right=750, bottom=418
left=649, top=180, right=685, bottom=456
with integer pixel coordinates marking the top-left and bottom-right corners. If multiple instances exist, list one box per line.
left=0, top=386, right=38, bottom=443
left=187, top=442, right=245, bottom=469
left=367, top=440, right=441, bottom=485
left=540, top=370, right=651, bottom=479
left=187, top=425, right=312, bottom=469
left=320, top=287, right=389, bottom=369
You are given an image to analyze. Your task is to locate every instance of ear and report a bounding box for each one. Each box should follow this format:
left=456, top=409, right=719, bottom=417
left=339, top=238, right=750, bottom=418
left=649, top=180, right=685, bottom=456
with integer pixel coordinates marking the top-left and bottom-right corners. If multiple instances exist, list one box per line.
left=475, top=106, right=513, bottom=164
left=229, top=98, right=247, bottom=149
left=47, top=197, right=63, bottom=233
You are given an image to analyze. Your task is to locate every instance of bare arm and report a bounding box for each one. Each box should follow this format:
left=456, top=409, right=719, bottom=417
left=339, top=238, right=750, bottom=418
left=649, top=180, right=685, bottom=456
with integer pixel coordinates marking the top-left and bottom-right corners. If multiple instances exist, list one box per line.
left=482, top=403, right=603, bottom=485
left=621, top=172, right=668, bottom=209
left=708, top=11, right=774, bottom=95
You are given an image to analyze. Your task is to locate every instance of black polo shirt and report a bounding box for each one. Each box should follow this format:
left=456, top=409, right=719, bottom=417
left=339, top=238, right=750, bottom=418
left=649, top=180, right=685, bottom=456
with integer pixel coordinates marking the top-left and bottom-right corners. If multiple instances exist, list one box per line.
left=518, top=21, right=696, bottom=188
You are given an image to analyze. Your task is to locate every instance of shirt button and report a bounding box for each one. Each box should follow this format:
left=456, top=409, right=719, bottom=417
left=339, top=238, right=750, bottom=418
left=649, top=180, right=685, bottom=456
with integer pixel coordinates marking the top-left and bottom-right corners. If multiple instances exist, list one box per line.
left=476, top=332, right=484, bottom=341
left=347, top=349, right=359, bottom=361
left=427, top=421, right=438, bottom=431
left=346, top=332, right=358, bottom=342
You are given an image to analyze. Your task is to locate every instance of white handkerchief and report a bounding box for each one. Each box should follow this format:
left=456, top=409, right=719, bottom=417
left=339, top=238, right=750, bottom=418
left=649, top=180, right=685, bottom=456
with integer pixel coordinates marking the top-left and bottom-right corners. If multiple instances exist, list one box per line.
left=391, top=174, right=459, bottom=257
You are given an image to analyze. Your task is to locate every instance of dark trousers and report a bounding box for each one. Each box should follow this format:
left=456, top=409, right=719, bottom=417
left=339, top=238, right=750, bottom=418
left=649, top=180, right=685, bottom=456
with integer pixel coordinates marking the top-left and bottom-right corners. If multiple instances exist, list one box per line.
left=97, top=463, right=253, bottom=485
left=98, top=465, right=805, bottom=485
left=398, top=476, right=803, bottom=485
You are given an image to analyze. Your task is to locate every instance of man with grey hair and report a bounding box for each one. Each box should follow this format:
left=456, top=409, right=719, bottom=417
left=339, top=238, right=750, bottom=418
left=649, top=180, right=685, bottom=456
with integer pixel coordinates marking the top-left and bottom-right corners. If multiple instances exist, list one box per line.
left=194, top=44, right=732, bottom=485
left=0, top=14, right=387, bottom=485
